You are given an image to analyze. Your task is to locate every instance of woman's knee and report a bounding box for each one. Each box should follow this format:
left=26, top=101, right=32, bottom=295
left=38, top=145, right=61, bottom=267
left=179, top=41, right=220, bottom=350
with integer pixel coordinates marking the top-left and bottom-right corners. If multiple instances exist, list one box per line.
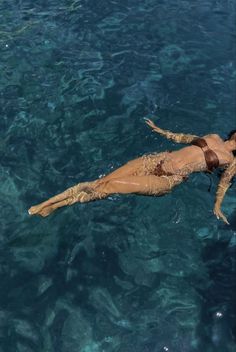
left=96, top=178, right=137, bottom=194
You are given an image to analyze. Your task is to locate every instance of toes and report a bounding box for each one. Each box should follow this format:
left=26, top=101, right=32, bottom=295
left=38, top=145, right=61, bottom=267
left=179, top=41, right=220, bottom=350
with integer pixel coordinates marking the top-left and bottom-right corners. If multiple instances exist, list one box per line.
left=28, top=204, right=53, bottom=217
left=39, top=206, right=54, bottom=217
left=28, top=205, right=43, bottom=215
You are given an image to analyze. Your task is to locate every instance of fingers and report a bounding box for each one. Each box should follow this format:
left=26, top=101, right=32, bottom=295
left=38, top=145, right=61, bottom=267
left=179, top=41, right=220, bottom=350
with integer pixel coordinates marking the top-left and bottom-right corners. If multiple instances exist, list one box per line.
left=220, top=212, right=230, bottom=225
left=144, top=118, right=153, bottom=124
left=144, top=118, right=159, bottom=130
left=223, top=217, right=230, bottom=225
left=213, top=207, right=230, bottom=225
left=144, top=118, right=155, bottom=126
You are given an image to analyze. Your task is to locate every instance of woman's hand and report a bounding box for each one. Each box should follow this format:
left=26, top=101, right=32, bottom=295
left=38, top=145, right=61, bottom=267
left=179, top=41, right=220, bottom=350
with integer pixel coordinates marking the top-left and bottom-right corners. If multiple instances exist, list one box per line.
left=144, top=118, right=160, bottom=131
left=213, top=205, right=229, bottom=225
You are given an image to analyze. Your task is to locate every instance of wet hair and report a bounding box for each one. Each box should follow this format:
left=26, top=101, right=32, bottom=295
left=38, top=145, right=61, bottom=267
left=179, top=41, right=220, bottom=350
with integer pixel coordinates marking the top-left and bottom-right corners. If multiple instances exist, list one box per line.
left=227, top=129, right=236, bottom=141
left=226, top=129, right=236, bottom=156
left=211, top=130, right=236, bottom=187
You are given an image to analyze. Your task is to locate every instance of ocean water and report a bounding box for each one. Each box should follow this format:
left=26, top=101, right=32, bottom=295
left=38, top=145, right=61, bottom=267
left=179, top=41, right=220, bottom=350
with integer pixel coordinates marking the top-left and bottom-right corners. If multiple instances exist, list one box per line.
left=0, top=0, right=236, bottom=351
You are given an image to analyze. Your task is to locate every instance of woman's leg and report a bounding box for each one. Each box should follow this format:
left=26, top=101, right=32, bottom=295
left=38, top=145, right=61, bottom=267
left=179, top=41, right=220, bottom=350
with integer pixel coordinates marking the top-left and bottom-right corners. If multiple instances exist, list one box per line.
left=100, top=156, right=144, bottom=181
left=28, top=156, right=145, bottom=217
left=96, top=174, right=184, bottom=196
left=28, top=174, right=183, bottom=217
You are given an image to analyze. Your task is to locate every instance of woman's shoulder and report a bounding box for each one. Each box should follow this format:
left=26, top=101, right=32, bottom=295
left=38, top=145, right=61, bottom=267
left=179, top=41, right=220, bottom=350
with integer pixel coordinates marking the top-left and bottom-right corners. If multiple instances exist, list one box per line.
left=203, top=133, right=222, bottom=142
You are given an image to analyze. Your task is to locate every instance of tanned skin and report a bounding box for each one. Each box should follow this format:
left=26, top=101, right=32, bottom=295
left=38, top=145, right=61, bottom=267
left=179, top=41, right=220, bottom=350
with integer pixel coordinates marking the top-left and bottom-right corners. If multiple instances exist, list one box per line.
left=28, top=119, right=236, bottom=224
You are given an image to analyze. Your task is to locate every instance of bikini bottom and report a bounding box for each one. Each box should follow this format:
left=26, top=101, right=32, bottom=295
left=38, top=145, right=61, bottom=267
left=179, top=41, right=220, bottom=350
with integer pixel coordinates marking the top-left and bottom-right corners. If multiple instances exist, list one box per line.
left=130, top=152, right=187, bottom=195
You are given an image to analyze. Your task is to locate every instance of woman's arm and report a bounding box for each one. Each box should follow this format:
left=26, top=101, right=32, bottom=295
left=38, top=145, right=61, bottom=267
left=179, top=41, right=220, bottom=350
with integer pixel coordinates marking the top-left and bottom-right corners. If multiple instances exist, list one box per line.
left=145, top=118, right=198, bottom=144
left=214, top=158, right=236, bottom=224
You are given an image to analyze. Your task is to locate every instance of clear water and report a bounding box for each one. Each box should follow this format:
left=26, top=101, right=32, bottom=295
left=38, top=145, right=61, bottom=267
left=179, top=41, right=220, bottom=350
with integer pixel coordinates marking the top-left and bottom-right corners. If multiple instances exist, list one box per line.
left=0, top=1, right=236, bottom=351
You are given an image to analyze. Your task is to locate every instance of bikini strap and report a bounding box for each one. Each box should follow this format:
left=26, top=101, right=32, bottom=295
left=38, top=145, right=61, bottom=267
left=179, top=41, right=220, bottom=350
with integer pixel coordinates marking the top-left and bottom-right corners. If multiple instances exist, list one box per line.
left=191, top=137, right=208, bottom=148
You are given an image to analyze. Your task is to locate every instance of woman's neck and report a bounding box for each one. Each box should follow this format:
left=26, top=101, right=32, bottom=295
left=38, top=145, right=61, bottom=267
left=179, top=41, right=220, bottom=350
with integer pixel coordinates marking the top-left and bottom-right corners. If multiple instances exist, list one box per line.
left=224, top=140, right=236, bottom=153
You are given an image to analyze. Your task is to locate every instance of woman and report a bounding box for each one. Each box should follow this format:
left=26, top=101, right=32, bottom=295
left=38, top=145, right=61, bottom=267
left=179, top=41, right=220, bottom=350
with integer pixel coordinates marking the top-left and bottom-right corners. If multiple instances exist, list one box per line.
left=28, top=119, right=236, bottom=224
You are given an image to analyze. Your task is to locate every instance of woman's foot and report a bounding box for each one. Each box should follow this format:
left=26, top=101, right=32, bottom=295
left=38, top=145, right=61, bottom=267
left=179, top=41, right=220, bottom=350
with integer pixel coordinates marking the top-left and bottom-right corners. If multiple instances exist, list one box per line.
left=28, top=181, right=106, bottom=217
left=28, top=182, right=92, bottom=217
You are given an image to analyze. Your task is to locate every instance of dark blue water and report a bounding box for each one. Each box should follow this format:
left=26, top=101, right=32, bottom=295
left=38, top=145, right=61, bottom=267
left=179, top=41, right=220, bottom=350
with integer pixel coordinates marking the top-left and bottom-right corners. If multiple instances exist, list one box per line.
left=0, top=1, right=236, bottom=351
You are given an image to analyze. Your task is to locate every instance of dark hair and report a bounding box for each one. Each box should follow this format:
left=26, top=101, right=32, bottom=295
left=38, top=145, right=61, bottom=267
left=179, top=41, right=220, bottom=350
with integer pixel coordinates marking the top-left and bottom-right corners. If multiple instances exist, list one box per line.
left=226, top=129, right=236, bottom=156
left=227, top=129, right=236, bottom=140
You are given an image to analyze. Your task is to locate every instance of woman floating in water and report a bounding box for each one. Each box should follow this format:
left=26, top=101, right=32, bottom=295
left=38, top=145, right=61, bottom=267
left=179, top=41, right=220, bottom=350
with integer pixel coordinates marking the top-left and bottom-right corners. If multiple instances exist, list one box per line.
left=28, top=119, right=236, bottom=224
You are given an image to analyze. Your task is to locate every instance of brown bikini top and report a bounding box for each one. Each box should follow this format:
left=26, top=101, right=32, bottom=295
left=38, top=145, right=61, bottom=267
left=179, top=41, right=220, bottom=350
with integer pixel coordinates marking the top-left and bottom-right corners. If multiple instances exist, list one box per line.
left=191, top=137, right=219, bottom=172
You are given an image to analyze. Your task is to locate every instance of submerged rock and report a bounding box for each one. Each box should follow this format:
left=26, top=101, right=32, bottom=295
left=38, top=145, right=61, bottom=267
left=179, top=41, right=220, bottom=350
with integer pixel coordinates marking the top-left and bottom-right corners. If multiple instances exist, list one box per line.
left=61, top=310, right=93, bottom=352
left=159, top=44, right=191, bottom=75
left=89, top=287, right=121, bottom=319
left=13, top=318, right=39, bottom=343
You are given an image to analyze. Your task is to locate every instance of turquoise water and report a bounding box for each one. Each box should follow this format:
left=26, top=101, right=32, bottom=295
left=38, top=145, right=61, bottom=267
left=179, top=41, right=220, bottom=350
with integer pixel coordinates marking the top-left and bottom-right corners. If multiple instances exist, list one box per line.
left=0, top=0, right=236, bottom=351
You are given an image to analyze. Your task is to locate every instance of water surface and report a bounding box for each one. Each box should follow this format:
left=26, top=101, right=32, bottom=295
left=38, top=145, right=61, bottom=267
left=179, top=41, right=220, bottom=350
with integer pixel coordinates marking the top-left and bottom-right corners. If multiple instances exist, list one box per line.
left=0, top=1, right=236, bottom=351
